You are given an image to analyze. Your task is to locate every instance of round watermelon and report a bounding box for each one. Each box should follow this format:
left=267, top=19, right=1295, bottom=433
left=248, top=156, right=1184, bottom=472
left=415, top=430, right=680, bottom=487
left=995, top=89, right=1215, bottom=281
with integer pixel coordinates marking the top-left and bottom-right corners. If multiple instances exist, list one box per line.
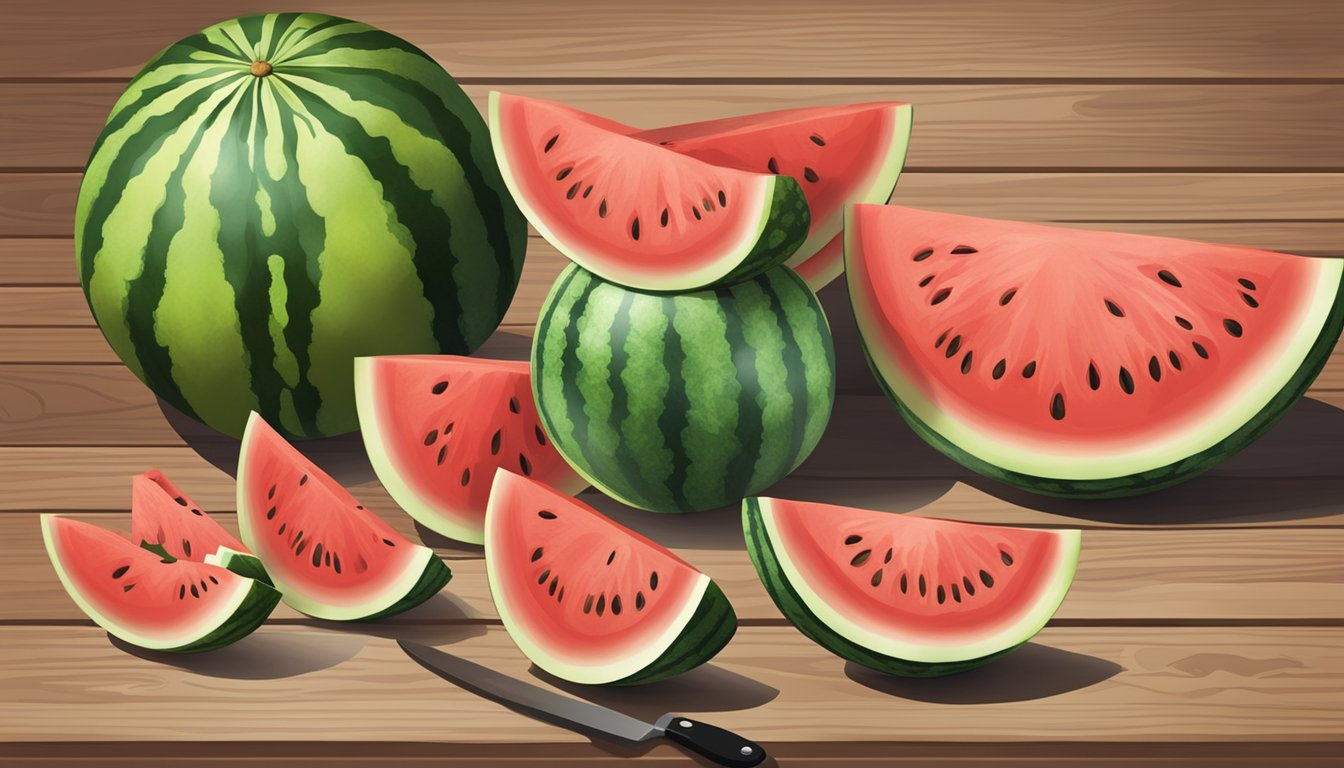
left=533, top=263, right=836, bottom=513
left=75, top=13, right=526, bottom=439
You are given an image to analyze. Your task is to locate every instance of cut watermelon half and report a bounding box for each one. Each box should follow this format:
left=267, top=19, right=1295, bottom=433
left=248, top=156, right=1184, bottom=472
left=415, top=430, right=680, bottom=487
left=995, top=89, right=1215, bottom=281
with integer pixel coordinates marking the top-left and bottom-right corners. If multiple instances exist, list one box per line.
left=130, top=469, right=269, bottom=584
left=42, top=515, right=279, bottom=653
left=355, top=355, right=586, bottom=545
left=236, top=413, right=452, bottom=621
left=489, top=92, right=810, bottom=292
left=846, top=205, right=1344, bottom=496
left=485, top=469, right=736, bottom=685
left=744, top=497, right=1079, bottom=676
left=635, top=102, right=912, bottom=289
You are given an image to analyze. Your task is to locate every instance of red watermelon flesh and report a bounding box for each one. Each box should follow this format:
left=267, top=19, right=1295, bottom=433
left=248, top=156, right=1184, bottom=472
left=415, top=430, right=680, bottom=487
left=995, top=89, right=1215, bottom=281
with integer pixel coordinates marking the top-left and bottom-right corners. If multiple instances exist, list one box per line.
left=846, top=205, right=1344, bottom=495
left=130, top=469, right=247, bottom=561
left=635, top=102, right=912, bottom=289
left=355, top=355, right=585, bottom=545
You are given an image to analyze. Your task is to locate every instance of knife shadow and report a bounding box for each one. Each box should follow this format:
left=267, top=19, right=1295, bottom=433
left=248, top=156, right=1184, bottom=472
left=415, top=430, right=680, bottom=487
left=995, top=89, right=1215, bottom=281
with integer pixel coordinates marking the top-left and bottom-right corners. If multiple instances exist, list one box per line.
left=530, top=662, right=779, bottom=722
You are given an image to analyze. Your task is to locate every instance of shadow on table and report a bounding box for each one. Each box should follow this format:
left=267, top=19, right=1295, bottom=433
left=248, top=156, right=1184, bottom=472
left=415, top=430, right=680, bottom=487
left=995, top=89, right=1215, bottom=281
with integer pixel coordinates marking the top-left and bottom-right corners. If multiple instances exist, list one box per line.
left=532, top=662, right=779, bottom=722
left=294, top=591, right=489, bottom=644
left=110, top=628, right=368, bottom=679
left=844, top=643, right=1122, bottom=704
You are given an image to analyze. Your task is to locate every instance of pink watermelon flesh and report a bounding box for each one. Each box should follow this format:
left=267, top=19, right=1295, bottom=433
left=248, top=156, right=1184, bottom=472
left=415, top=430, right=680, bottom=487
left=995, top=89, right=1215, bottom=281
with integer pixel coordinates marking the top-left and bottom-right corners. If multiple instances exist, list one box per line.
left=130, top=469, right=248, bottom=561
left=236, top=413, right=451, bottom=621
left=846, top=205, right=1344, bottom=495
left=489, top=92, right=809, bottom=292
left=635, top=102, right=912, bottom=289
left=355, top=355, right=585, bottom=545
left=42, top=516, right=277, bottom=652
left=485, top=470, right=735, bottom=684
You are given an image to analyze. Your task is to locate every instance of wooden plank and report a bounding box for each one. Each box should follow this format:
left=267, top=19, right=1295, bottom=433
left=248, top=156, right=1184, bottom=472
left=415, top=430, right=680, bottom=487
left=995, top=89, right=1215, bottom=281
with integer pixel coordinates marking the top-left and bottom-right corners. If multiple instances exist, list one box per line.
left=1, top=0, right=1340, bottom=80
left=7, top=82, right=1344, bottom=171
left=0, top=625, right=1339, bottom=745
left=4, top=512, right=1341, bottom=623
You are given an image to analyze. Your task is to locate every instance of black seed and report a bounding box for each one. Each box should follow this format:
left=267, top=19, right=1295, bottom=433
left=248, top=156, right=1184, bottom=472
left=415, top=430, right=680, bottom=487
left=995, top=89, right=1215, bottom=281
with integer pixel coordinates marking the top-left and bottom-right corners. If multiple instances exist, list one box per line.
left=535, top=425, right=548, bottom=445
left=931, top=287, right=952, bottom=305
left=1088, top=363, right=1101, bottom=390
left=432, top=381, right=448, bottom=395
left=1175, top=316, right=1194, bottom=330
left=312, top=543, right=324, bottom=568
left=606, top=550, right=616, bottom=565
left=650, top=571, right=659, bottom=590
left=935, top=329, right=949, bottom=348
left=884, top=548, right=893, bottom=564
left=1193, top=341, right=1209, bottom=359
left=900, top=573, right=908, bottom=593
left=850, top=549, right=872, bottom=567
left=548, top=577, right=558, bottom=596
left=566, top=182, right=580, bottom=200
left=266, top=506, right=276, bottom=520
left=844, top=534, right=863, bottom=545
left=946, top=335, right=962, bottom=357
left=268, top=484, right=276, bottom=499
left=1050, top=393, right=1066, bottom=420
left=992, top=359, right=1007, bottom=380
left=179, top=585, right=186, bottom=600
left=803, top=167, right=819, bottom=183
left=299, top=474, right=308, bottom=486
left=182, top=539, right=192, bottom=558
left=199, top=579, right=209, bottom=592
left=611, top=595, right=622, bottom=615
left=961, top=351, right=973, bottom=374
left=192, top=508, right=203, bottom=516
left=292, top=530, right=303, bottom=547
left=631, top=218, right=640, bottom=241
left=436, top=446, right=447, bottom=466
left=718, top=190, right=727, bottom=207
left=1169, top=351, right=1182, bottom=370
left=636, top=592, right=645, bottom=610
left=174, top=496, right=187, bottom=507
left=918, top=274, right=935, bottom=287
left=702, top=197, right=713, bottom=212
left=538, top=569, right=551, bottom=585
left=424, top=429, right=438, bottom=446
left=112, top=565, right=129, bottom=579
left=913, top=249, right=933, bottom=262
left=1149, top=356, right=1162, bottom=382
left=1223, top=319, right=1243, bottom=338
left=1239, top=277, right=1257, bottom=291
left=950, top=245, right=978, bottom=255
left=963, top=576, right=975, bottom=596
left=1119, top=366, right=1135, bottom=394
left=1022, top=361, right=1037, bottom=379
left=538, top=510, right=557, bottom=519
left=582, top=185, right=593, bottom=198
left=937, top=585, right=946, bottom=604
left=543, top=134, right=558, bottom=153
left=444, top=423, right=455, bottom=438
left=596, top=594, right=606, bottom=616
left=123, top=583, right=136, bottom=592
left=491, top=430, right=502, bottom=455
left=951, top=583, right=962, bottom=602
left=1001, top=550, right=1014, bottom=566
left=531, top=548, right=543, bottom=563
left=918, top=575, right=927, bottom=596
left=557, top=587, right=564, bottom=603
left=1105, top=299, right=1125, bottom=318
left=333, top=554, right=341, bottom=574
left=295, top=540, right=307, bottom=556
left=555, top=166, right=572, bottom=181
left=692, top=206, right=701, bottom=221
left=519, top=453, right=532, bottom=476
left=277, top=523, right=286, bottom=535
left=980, top=569, right=994, bottom=588
left=598, top=199, right=607, bottom=218
left=767, top=157, right=779, bottom=174
left=809, top=134, right=826, bottom=146
left=461, top=468, right=471, bottom=486
left=1241, top=292, right=1259, bottom=308
left=870, top=569, right=883, bottom=587
left=1000, top=288, right=1017, bottom=306
left=1158, top=270, right=1182, bottom=287
left=190, top=584, right=199, bottom=598
left=325, top=552, right=331, bottom=567
left=583, top=595, right=593, bottom=614
left=660, top=208, right=669, bottom=227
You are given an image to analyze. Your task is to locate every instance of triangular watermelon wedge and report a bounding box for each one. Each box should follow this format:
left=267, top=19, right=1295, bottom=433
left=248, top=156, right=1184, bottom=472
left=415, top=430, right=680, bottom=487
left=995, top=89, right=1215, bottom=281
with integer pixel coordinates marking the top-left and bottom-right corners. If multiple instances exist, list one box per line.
left=130, top=469, right=269, bottom=584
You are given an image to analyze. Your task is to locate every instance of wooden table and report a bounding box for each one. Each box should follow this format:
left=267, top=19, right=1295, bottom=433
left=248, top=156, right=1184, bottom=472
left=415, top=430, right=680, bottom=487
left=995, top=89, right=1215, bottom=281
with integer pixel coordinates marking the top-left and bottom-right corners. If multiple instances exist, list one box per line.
left=1, top=1, right=1341, bottom=765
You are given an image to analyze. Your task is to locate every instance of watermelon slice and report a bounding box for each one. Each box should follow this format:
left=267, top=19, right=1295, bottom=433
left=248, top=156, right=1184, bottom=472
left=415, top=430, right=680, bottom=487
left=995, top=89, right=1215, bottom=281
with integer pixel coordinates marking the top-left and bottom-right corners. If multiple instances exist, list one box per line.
left=846, top=205, right=1344, bottom=496
left=485, top=470, right=736, bottom=685
left=743, top=497, right=1079, bottom=676
left=489, top=92, right=810, bottom=292
left=42, top=515, right=280, bottom=653
left=129, top=469, right=269, bottom=585
left=236, top=413, right=452, bottom=621
left=355, top=355, right=586, bottom=545
left=635, top=102, right=912, bottom=289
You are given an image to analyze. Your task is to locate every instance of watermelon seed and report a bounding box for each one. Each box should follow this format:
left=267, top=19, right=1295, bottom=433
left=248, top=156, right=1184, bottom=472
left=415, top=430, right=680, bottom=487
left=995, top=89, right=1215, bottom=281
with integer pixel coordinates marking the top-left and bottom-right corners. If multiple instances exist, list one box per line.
left=548, top=577, right=558, bottom=597
left=312, top=543, right=324, bottom=568
left=718, top=190, right=727, bottom=207
left=918, top=575, right=927, bottom=596
left=557, top=587, right=564, bottom=603
left=200, top=579, right=207, bottom=593
left=519, top=453, right=533, bottom=476
left=293, top=530, right=303, bottom=547
left=555, top=166, right=572, bottom=181
left=1119, top=367, right=1135, bottom=394
left=951, top=583, right=962, bottom=602
left=491, top=430, right=502, bottom=455
left=295, top=540, right=307, bottom=557
left=112, top=565, right=129, bottom=579
left=884, top=548, right=893, bottom=564
left=936, top=585, right=946, bottom=604
left=461, top=468, right=471, bottom=486
left=980, top=569, right=994, bottom=588
left=1022, top=361, right=1037, bottom=379
left=992, top=359, right=1007, bottom=380
left=659, top=208, right=670, bottom=227
left=702, top=197, right=713, bottom=212
left=1088, top=363, right=1101, bottom=391
left=436, top=446, right=447, bottom=466
left=209, top=575, right=218, bottom=585
left=566, top=182, right=581, bottom=200
left=1158, top=270, right=1182, bottom=288
left=357, top=505, right=365, bottom=510
left=182, top=539, right=192, bottom=558
left=918, top=274, right=934, bottom=287
left=424, top=429, right=438, bottom=446
left=960, top=351, right=973, bottom=375
left=190, top=584, right=199, bottom=599
left=583, top=595, right=594, bottom=614
left=599, top=199, right=608, bottom=218
left=191, top=508, right=203, bottom=516
left=963, top=576, right=975, bottom=596
left=174, top=496, right=187, bottom=507
left=950, top=245, right=978, bottom=255
left=531, top=547, right=544, bottom=562
left=1170, top=351, right=1183, bottom=371
left=850, top=549, right=872, bottom=567
left=1000, top=550, right=1014, bottom=566
left=1175, top=316, right=1194, bottom=330
left=325, top=551, right=331, bottom=567
left=1050, top=393, right=1066, bottom=420
left=266, top=506, right=276, bottom=520
left=945, top=335, right=962, bottom=358
left=930, top=287, right=952, bottom=305
left=650, top=571, right=659, bottom=590
left=810, top=134, right=827, bottom=146
left=122, top=583, right=135, bottom=592
left=268, top=484, right=276, bottom=499
left=538, top=569, right=551, bottom=585
left=844, top=534, right=862, bottom=545
left=277, top=523, right=286, bottom=535
left=999, top=288, right=1017, bottom=306
left=636, top=592, right=645, bottom=610
left=1105, top=299, right=1125, bottom=318
left=534, top=425, right=548, bottom=446
left=611, top=595, right=622, bottom=615
left=606, top=550, right=616, bottom=565
left=767, top=157, right=779, bottom=174
left=543, top=134, right=558, bottom=153
left=803, top=167, right=820, bottom=183
left=913, top=249, right=933, bottom=262
left=299, top=474, right=308, bottom=486
left=1223, top=319, right=1243, bottom=338
left=1241, top=292, right=1259, bottom=308
left=539, top=510, right=557, bottom=520
left=870, top=569, right=883, bottom=587
left=899, top=573, right=908, bottom=593
left=596, top=594, right=606, bottom=616
left=582, top=185, right=593, bottom=198
left=1149, top=356, right=1162, bottom=382
left=1193, top=341, right=1209, bottom=359
left=631, top=218, right=641, bottom=240
left=692, top=205, right=702, bottom=221
left=935, top=329, right=949, bottom=348
left=178, top=585, right=185, bottom=600
left=333, top=554, right=341, bottom=574
left=432, top=381, right=448, bottom=395
left=1239, top=277, right=1257, bottom=291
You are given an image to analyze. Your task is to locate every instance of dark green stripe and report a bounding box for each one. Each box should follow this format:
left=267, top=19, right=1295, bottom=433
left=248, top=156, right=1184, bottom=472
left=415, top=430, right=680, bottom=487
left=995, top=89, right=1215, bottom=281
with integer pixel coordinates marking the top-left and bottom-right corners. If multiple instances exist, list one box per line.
left=232, top=14, right=266, bottom=52
left=602, top=291, right=663, bottom=511
left=531, top=265, right=584, bottom=391
left=556, top=276, right=603, bottom=478
left=717, top=283, right=763, bottom=501
left=657, top=299, right=694, bottom=509
left=89, top=71, right=240, bottom=166
left=762, top=274, right=812, bottom=474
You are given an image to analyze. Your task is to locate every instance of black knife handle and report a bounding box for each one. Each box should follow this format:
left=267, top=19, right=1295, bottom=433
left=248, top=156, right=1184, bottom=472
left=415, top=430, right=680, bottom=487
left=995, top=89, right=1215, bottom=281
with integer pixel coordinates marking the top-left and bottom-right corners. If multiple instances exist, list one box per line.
left=657, top=714, right=766, bottom=767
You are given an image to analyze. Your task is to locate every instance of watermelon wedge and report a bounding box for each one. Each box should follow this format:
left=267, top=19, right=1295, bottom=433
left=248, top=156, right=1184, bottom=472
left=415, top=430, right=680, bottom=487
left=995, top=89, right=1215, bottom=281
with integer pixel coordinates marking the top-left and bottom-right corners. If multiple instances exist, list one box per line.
left=129, top=469, right=268, bottom=585
left=489, top=92, right=810, bottom=292
left=42, top=515, right=279, bottom=653
left=743, top=497, right=1080, bottom=676
left=485, top=470, right=736, bottom=685
left=635, top=102, right=912, bottom=289
left=355, top=355, right=586, bottom=544
left=236, top=413, right=452, bottom=621
left=846, top=205, right=1344, bottom=496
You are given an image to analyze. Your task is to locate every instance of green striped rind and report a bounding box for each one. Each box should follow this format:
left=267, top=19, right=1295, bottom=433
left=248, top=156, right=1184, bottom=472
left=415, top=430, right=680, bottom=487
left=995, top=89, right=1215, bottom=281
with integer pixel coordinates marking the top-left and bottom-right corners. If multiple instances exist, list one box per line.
left=204, top=546, right=272, bottom=587
left=853, top=269, right=1344, bottom=498
left=713, top=176, right=811, bottom=289
left=611, top=580, right=738, bottom=686
left=533, top=264, right=835, bottom=513
left=355, top=555, right=453, bottom=622
left=166, top=579, right=282, bottom=653
left=75, top=12, right=525, bottom=439
left=742, top=499, right=1016, bottom=677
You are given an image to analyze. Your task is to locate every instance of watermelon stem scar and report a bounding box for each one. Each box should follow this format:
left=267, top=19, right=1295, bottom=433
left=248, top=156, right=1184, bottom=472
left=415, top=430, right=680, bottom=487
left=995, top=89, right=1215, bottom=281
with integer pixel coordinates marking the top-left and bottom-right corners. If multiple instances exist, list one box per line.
left=250, top=60, right=273, bottom=77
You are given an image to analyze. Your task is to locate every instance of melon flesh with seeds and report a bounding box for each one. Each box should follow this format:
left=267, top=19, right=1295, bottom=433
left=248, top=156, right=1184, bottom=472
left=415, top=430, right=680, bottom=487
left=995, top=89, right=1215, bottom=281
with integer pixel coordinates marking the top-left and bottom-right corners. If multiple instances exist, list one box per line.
left=744, top=497, right=1079, bottom=676
left=130, top=469, right=268, bottom=584
left=355, top=355, right=586, bottom=544
left=485, top=470, right=736, bottom=685
left=846, top=205, right=1344, bottom=496
left=236, top=412, right=452, bottom=621
left=490, top=92, right=810, bottom=292
left=42, top=515, right=279, bottom=653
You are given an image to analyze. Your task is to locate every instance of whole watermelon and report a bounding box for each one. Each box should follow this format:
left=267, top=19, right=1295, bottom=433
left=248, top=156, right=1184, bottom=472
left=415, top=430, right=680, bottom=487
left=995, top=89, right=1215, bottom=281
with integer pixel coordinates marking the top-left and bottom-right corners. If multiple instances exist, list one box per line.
left=533, top=263, right=836, bottom=513
left=75, top=13, right=526, bottom=439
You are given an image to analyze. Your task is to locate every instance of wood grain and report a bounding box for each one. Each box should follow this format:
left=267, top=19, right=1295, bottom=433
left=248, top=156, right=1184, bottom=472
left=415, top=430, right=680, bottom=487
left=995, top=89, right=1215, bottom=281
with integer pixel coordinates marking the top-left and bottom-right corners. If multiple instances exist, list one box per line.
left=1, top=0, right=1341, bottom=80
left=6, top=82, right=1344, bottom=171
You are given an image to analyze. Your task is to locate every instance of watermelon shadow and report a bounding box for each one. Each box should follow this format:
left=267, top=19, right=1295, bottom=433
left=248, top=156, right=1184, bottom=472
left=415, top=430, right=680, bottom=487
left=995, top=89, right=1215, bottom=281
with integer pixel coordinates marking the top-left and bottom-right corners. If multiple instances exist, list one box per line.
left=295, top=592, right=490, bottom=644
left=531, top=663, right=779, bottom=722
left=843, top=643, right=1122, bottom=704
left=108, top=628, right=367, bottom=679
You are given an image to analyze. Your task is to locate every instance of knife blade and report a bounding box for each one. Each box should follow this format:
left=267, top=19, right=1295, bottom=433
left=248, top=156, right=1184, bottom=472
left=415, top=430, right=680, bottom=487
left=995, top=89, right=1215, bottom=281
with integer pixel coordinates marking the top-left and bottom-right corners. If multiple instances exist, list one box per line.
left=398, top=640, right=766, bottom=767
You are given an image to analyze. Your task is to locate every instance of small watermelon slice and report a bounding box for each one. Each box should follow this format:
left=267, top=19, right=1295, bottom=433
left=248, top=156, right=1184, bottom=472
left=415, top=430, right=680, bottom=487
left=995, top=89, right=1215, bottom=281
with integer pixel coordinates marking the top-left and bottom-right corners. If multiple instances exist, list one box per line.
left=743, top=497, right=1079, bottom=676
left=847, top=205, right=1344, bottom=496
left=485, top=470, right=736, bottom=685
left=355, top=355, right=586, bottom=544
left=489, top=92, right=810, bottom=292
left=42, top=515, right=280, bottom=653
left=236, top=413, right=452, bottom=621
left=635, top=102, right=912, bottom=289
left=129, top=469, right=270, bottom=585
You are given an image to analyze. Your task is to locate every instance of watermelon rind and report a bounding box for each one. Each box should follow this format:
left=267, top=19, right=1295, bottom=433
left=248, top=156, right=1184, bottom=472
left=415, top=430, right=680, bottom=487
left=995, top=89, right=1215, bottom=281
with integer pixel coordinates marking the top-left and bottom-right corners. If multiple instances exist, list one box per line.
left=43, top=515, right=281, bottom=653
left=204, top=546, right=273, bottom=587
left=742, top=499, right=1080, bottom=677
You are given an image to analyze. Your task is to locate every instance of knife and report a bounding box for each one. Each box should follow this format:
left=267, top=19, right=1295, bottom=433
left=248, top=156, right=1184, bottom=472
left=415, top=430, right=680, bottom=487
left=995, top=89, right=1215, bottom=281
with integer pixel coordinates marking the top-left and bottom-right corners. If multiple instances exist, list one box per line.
left=398, top=640, right=766, bottom=767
